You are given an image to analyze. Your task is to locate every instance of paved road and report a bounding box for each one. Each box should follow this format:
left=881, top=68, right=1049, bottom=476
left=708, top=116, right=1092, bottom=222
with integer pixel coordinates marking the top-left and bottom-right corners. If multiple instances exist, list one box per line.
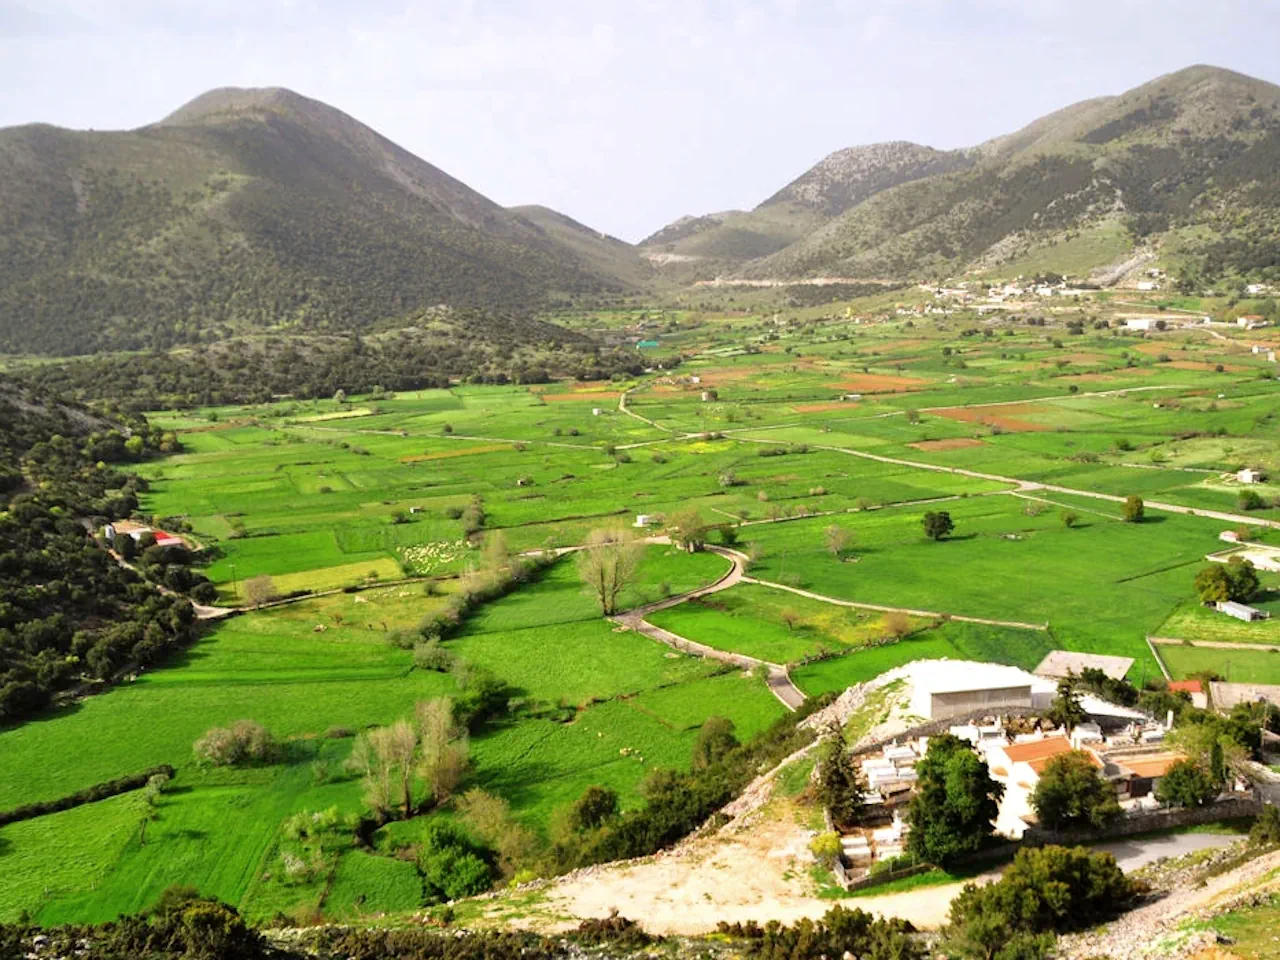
left=1092, top=831, right=1241, bottom=872
left=612, top=544, right=808, bottom=711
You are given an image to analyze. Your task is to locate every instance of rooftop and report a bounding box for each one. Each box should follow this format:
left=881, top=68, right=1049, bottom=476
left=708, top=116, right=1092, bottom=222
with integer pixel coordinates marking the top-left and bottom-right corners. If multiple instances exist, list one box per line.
left=1002, top=736, right=1075, bottom=765
left=1118, top=753, right=1186, bottom=779
left=1034, top=650, right=1135, bottom=682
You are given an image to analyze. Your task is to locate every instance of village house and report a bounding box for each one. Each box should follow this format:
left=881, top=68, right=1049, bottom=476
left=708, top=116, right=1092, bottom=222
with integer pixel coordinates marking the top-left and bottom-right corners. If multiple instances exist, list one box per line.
left=1237, top=467, right=1264, bottom=484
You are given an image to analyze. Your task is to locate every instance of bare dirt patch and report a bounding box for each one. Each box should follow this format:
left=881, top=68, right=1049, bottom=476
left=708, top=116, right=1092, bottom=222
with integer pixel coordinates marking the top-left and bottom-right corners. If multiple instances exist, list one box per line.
left=932, top=404, right=1051, bottom=432
left=793, top=401, right=854, bottom=413
left=828, top=373, right=930, bottom=393
left=909, top=437, right=986, bottom=451
left=857, top=338, right=929, bottom=355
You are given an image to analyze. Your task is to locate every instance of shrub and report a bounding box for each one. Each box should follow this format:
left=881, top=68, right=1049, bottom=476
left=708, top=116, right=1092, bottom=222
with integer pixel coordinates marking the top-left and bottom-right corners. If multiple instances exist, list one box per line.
left=417, top=822, right=495, bottom=902
left=691, top=716, right=739, bottom=770
left=1122, top=495, right=1144, bottom=522
left=945, top=845, right=1133, bottom=960
left=1250, top=804, right=1280, bottom=846
left=1155, top=759, right=1219, bottom=808
left=193, top=720, right=278, bottom=767
left=413, top=639, right=455, bottom=672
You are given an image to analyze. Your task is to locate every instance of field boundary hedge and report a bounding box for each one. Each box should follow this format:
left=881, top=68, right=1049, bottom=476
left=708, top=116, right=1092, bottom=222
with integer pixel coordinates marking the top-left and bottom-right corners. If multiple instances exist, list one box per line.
left=0, top=765, right=175, bottom=826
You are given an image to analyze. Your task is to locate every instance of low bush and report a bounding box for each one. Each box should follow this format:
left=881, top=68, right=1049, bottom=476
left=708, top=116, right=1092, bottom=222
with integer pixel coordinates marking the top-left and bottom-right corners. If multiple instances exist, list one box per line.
left=192, top=720, right=279, bottom=767
left=0, top=764, right=176, bottom=827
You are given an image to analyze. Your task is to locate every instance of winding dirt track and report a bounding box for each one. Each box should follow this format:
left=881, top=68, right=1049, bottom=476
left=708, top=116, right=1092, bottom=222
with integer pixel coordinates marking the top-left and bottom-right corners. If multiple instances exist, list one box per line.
left=611, top=545, right=808, bottom=710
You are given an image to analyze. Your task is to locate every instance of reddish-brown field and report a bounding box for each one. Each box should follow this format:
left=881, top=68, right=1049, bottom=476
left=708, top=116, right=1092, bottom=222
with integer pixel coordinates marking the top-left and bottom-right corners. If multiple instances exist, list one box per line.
left=828, top=373, right=930, bottom=393
left=908, top=438, right=987, bottom=451
left=792, top=401, right=854, bottom=413
left=931, top=403, right=1050, bottom=432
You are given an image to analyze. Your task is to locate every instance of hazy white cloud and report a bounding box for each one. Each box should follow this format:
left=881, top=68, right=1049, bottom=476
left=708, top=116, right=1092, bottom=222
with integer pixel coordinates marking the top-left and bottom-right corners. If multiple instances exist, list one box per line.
left=2, top=0, right=1278, bottom=240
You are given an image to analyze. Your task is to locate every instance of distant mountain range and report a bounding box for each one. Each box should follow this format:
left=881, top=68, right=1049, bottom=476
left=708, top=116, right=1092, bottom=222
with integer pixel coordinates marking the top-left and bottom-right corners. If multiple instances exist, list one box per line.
left=3, top=66, right=1280, bottom=355
left=643, top=65, right=1280, bottom=286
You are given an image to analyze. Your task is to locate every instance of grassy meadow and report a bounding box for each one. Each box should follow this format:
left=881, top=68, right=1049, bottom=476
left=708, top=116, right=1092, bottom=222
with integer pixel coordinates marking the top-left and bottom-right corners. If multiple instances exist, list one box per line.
left=5, top=300, right=1280, bottom=924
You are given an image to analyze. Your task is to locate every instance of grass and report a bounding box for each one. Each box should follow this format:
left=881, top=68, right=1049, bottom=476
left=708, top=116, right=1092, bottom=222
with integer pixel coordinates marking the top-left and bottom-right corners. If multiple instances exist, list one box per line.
left=1156, top=596, right=1280, bottom=645
left=1159, top=643, right=1280, bottom=685
left=792, top=621, right=1055, bottom=698
left=647, top=583, right=931, bottom=664
left=1198, top=895, right=1280, bottom=959
left=740, top=494, right=1228, bottom=677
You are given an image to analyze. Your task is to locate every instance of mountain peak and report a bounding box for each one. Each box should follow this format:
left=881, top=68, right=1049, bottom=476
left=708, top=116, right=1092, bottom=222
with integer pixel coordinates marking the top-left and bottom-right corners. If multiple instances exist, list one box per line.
left=158, top=86, right=314, bottom=126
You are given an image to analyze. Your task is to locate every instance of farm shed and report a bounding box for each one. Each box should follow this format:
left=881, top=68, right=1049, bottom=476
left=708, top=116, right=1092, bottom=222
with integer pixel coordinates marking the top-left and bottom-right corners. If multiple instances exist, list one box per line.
left=1168, top=679, right=1209, bottom=710
left=1237, top=468, right=1264, bottom=484
left=1215, top=600, right=1270, bottom=622
left=1034, top=650, right=1135, bottom=682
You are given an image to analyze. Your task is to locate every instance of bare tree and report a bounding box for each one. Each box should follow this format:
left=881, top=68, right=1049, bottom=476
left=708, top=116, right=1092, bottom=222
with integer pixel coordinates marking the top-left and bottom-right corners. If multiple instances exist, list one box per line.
left=416, top=697, right=469, bottom=806
left=482, top=530, right=510, bottom=572
left=242, top=575, right=277, bottom=608
left=825, top=524, right=854, bottom=558
left=384, top=719, right=418, bottom=818
left=576, top=527, right=643, bottom=615
left=363, top=726, right=396, bottom=818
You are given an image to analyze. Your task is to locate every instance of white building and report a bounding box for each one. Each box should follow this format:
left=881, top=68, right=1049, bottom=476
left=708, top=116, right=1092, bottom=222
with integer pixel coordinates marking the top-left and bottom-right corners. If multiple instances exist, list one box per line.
left=1125, top=318, right=1153, bottom=331
left=1238, top=468, right=1263, bottom=484
left=1216, top=601, right=1270, bottom=622
left=900, top=661, right=1055, bottom=721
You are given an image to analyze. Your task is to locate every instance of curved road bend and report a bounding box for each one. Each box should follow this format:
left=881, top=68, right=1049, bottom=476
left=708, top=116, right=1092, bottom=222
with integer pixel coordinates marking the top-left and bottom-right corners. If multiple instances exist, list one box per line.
left=612, top=544, right=808, bottom=711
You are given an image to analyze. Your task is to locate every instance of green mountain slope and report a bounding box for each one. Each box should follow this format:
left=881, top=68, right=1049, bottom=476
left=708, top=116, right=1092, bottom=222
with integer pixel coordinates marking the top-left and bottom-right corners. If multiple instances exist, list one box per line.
left=510, top=204, right=660, bottom=291
left=639, top=141, right=966, bottom=265
left=0, top=87, right=648, bottom=355
left=637, top=65, right=1280, bottom=284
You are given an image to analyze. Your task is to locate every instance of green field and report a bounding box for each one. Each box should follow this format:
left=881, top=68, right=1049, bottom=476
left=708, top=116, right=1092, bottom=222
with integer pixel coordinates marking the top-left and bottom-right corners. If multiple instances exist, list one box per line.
left=1158, top=643, right=1280, bottom=685
left=6, top=310, right=1280, bottom=927
left=0, top=549, right=783, bottom=923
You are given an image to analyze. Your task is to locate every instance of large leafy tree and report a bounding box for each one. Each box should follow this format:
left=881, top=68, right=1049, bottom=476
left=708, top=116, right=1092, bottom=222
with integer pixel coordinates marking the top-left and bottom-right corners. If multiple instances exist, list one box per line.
left=1030, top=751, right=1120, bottom=830
left=906, top=734, right=1003, bottom=866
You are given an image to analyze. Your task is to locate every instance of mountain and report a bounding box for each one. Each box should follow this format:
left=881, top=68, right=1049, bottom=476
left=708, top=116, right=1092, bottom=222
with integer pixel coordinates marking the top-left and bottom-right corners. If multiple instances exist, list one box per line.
left=510, top=204, right=659, bottom=292
left=0, top=87, right=650, bottom=355
left=640, top=142, right=973, bottom=266
left=651, top=65, right=1280, bottom=284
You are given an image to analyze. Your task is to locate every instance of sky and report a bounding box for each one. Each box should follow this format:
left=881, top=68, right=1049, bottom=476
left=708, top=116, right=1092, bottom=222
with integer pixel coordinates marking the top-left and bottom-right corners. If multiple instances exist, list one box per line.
left=3, top=0, right=1279, bottom=242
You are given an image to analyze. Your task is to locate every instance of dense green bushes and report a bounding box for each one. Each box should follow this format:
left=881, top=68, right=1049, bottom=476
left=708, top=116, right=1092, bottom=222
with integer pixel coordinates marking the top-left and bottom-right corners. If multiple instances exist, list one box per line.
left=0, top=379, right=196, bottom=725
left=718, top=906, right=921, bottom=960
left=944, top=845, right=1135, bottom=960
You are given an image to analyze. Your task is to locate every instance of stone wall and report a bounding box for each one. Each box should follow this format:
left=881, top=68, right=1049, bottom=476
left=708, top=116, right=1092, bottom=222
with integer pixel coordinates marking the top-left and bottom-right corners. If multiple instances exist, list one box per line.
left=1024, top=795, right=1263, bottom=846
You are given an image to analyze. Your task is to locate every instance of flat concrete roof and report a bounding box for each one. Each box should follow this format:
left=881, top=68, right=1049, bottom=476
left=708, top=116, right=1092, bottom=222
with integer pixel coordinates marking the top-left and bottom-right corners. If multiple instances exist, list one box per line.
left=1209, top=682, right=1280, bottom=712
left=1034, top=650, right=1135, bottom=682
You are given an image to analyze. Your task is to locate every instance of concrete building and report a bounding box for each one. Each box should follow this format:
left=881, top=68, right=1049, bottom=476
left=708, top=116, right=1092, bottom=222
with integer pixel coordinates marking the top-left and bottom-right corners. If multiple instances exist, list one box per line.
left=1168, top=679, right=1209, bottom=710
left=903, top=661, right=1051, bottom=721
left=1125, top=318, right=1154, bottom=331
left=1238, top=468, right=1264, bottom=484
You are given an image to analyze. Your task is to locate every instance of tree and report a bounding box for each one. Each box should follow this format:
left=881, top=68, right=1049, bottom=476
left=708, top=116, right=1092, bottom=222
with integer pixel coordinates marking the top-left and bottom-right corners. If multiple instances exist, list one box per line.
left=416, top=697, right=468, bottom=807
left=1195, top=558, right=1260, bottom=604
left=692, top=716, right=739, bottom=769
left=1225, top=556, right=1260, bottom=602
left=1249, top=803, right=1280, bottom=846
left=1030, top=751, right=1120, bottom=830
left=1060, top=510, right=1079, bottom=529
left=945, top=845, right=1134, bottom=960
left=1195, top=563, right=1234, bottom=603
left=906, top=734, right=1003, bottom=866
left=779, top=607, right=802, bottom=631
left=1046, top=677, right=1087, bottom=733
left=825, top=524, right=854, bottom=558
left=571, top=785, right=620, bottom=830
left=455, top=788, right=538, bottom=880
left=575, top=526, right=643, bottom=615
left=818, top=738, right=865, bottom=829
left=922, top=510, right=955, bottom=541
left=1122, top=495, right=1144, bottom=522
left=241, top=575, right=277, bottom=609
left=667, top=508, right=709, bottom=552
left=1155, top=760, right=1219, bottom=808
